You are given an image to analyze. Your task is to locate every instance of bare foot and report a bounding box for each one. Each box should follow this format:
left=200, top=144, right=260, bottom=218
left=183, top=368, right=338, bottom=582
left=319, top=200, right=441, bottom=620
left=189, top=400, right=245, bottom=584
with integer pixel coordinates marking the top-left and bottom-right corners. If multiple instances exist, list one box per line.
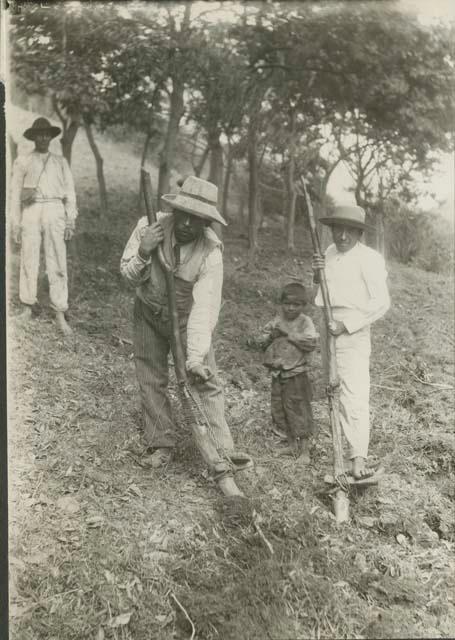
left=278, top=439, right=310, bottom=462
left=298, top=440, right=311, bottom=465
left=56, top=311, right=73, bottom=336
left=352, top=456, right=373, bottom=479
left=17, top=306, right=33, bottom=322
left=271, top=426, right=288, bottom=441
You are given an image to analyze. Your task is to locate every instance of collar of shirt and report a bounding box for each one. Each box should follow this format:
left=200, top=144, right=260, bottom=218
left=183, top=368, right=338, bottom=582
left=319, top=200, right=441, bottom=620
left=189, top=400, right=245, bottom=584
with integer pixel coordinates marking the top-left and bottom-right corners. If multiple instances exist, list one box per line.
left=32, top=151, right=51, bottom=160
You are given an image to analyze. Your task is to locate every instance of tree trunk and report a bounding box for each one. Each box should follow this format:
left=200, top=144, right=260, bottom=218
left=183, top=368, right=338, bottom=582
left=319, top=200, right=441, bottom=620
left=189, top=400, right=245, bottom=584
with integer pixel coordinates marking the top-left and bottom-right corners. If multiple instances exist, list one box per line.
left=286, top=191, right=297, bottom=249
left=52, top=94, right=78, bottom=165
left=207, top=129, right=224, bottom=240
left=60, top=119, right=79, bottom=166
left=258, top=191, right=266, bottom=229
left=138, top=131, right=152, bottom=210
left=285, top=108, right=297, bottom=250
left=157, top=4, right=190, bottom=205
left=83, top=118, right=108, bottom=217
left=376, top=210, right=385, bottom=257
left=208, top=129, right=223, bottom=188
left=158, top=77, right=185, bottom=206
left=238, top=190, right=246, bottom=223
left=222, top=149, right=233, bottom=222
left=247, top=123, right=259, bottom=264
left=195, top=146, right=209, bottom=177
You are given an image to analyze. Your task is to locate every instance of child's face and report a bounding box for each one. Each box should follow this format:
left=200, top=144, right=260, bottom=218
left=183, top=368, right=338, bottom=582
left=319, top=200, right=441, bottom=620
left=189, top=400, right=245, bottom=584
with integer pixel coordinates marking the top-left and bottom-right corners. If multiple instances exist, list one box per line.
left=281, top=298, right=304, bottom=320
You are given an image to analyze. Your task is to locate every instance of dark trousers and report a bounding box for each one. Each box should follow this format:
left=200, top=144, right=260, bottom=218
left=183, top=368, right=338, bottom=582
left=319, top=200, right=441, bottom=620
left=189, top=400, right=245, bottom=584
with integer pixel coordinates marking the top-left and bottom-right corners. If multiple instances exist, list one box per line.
left=133, top=297, right=234, bottom=452
left=271, top=372, right=315, bottom=441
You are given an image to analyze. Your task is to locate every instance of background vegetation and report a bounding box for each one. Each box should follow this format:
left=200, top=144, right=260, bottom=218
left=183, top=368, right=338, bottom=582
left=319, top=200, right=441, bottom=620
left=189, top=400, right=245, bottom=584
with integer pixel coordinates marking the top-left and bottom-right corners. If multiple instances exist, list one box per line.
left=9, top=0, right=454, bottom=264
left=7, top=2, right=455, bottom=639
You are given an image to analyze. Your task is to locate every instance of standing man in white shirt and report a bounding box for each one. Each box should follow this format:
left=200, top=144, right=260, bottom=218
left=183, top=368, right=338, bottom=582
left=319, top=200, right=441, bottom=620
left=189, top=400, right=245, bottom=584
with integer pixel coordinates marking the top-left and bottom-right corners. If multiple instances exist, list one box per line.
left=120, top=176, right=251, bottom=472
left=312, top=206, right=390, bottom=479
left=10, top=118, right=78, bottom=335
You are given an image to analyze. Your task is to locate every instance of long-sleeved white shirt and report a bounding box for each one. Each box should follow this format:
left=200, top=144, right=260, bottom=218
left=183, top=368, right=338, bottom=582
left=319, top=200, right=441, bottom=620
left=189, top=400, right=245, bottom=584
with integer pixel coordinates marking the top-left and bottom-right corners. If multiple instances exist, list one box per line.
left=121, top=215, right=223, bottom=368
left=10, top=151, right=78, bottom=227
left=315, top=242, right=390, bottom=334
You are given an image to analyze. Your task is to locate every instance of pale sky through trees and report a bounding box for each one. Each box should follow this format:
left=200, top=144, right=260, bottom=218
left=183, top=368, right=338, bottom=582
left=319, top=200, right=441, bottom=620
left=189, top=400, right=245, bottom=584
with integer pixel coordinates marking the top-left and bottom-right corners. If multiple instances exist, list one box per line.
left=189, top=1, right=454, bottom=220
left=4, top=0, right=453, bottom=221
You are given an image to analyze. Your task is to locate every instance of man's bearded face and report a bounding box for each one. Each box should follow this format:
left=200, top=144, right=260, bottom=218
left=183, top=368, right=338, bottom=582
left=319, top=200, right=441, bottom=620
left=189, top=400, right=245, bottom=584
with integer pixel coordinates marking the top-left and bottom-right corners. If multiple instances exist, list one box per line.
left=174, top=209, right=207, bottom=244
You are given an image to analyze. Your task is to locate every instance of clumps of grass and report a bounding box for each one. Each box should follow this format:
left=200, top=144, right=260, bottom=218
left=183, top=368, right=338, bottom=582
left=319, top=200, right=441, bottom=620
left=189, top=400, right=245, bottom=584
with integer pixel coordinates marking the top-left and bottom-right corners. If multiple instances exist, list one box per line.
left=166, top=505, right=372, bottom=639
left=356, top=572, right=427, bottom=608
left=412, top=433, right=455, bottom=476
left=423, top=509, right=455, bottom=542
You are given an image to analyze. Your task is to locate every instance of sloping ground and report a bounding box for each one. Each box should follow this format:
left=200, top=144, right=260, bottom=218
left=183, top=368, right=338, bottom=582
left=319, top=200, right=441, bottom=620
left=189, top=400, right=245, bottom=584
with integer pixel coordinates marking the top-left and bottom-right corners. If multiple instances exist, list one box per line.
left=7, top=120, right=455, bottom=639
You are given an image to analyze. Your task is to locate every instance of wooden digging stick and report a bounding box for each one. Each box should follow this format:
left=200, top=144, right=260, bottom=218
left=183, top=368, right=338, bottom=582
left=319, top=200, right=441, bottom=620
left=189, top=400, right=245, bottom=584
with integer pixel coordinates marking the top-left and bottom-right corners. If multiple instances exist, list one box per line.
left=140, top=168, right=243, bottom=498
left=297, top=177, right=350, bottom=523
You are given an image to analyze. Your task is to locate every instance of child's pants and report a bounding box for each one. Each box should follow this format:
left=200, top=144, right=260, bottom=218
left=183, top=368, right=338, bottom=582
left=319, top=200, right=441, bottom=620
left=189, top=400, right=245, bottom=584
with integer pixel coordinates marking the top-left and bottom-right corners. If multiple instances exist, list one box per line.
left=20, top=201, right=68, bottom=312
left=271, top=371, right=315, bottom=441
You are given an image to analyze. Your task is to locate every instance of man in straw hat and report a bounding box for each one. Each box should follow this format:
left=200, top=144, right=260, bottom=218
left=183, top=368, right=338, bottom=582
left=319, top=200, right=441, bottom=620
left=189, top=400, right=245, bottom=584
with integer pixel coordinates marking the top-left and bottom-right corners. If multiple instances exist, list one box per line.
left=10, top=117, right=78, bottom=335
left=312, top=206, right=390, bottom=480
left=121, top=176, right=251, bottom=471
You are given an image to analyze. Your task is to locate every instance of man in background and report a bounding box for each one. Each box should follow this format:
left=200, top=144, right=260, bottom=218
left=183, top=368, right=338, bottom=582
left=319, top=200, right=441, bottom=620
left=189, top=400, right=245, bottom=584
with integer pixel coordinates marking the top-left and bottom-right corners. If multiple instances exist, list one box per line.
left=10, top=117, right=78, bottom=335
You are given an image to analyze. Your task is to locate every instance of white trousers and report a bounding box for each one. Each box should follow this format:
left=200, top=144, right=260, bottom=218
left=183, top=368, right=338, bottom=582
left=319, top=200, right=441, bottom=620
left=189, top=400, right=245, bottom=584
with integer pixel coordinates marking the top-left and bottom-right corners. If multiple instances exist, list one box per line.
left=320, top=314, right=371, bottom=459
left=20, top=202, right=68, bottom=312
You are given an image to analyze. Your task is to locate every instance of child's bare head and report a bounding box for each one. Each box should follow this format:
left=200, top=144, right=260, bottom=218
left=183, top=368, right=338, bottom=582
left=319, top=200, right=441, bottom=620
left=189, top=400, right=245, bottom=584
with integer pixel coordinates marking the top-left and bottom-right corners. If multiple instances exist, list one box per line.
left=280, top=283, right=308, bottom=320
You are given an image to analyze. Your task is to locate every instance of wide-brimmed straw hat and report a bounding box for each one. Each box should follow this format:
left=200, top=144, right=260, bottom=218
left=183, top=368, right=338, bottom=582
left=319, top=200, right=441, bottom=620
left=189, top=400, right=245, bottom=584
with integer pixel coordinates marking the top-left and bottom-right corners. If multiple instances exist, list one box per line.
left=161, top=176, right=227, bottom=226
left=24, top=117, right=61, bottom=141
left=319, top=205, right=369, bottom=230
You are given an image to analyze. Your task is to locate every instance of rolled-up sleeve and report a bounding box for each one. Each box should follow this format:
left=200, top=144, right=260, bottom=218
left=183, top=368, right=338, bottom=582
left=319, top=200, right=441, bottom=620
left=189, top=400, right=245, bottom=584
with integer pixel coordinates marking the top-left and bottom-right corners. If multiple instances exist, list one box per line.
left=120, top=217, right=151, bottom=287
left=186, top=247, right=223, bottom=368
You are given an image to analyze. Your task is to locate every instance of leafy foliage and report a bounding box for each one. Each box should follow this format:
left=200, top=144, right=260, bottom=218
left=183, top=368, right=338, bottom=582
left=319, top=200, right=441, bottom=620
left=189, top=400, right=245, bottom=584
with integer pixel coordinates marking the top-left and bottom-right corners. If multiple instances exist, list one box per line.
left=10, top=1, right=454, bottom=254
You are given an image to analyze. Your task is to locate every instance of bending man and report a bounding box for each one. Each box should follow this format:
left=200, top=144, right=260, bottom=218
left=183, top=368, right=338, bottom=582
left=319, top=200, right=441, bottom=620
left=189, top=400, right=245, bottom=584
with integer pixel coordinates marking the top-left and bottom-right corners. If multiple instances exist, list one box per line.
left=312, top=206, right=390, bottom=479
left=120, top=176, right=251, bottom=472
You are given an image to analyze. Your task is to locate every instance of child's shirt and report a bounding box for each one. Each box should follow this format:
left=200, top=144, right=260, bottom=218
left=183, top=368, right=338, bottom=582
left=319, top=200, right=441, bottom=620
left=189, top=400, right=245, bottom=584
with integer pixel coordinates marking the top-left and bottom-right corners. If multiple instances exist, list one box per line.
left=257, top=311, right=318, bottom=378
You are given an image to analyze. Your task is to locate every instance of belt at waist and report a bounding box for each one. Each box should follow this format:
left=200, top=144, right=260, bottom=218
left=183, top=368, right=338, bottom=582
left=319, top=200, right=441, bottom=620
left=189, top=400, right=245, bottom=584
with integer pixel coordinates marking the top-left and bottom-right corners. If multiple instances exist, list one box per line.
left=34, top=197, right=64, bottom=203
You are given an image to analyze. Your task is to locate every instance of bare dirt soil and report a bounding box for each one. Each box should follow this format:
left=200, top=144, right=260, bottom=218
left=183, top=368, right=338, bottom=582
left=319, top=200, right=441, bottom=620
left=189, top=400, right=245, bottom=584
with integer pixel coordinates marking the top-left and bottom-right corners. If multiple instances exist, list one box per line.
left=7, top=129, right=455, bottom=640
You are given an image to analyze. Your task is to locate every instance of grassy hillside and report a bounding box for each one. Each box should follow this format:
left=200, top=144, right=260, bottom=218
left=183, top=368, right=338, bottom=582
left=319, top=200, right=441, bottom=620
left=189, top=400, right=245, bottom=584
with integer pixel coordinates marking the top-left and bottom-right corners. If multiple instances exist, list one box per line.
left=8, top=119, right=455, bottom=640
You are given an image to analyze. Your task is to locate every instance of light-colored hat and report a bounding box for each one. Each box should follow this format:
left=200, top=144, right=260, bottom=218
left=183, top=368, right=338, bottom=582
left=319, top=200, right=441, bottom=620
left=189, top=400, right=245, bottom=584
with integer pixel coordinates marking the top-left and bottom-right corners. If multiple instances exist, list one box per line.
left=319, top=205, right=368, bottom=230
left=24, top=117, right=61, bottom=141
left=161, top=176, right=227, bottom=226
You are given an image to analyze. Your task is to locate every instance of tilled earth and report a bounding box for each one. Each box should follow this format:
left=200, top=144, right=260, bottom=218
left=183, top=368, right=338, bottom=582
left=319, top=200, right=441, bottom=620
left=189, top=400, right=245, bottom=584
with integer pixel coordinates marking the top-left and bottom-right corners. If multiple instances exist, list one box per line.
left=7, top=214, right=455, bottom=639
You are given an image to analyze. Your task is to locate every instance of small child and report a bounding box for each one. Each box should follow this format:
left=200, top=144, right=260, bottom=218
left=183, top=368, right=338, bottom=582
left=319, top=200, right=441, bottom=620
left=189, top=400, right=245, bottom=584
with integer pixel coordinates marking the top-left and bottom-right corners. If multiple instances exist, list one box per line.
left=256, top=282, right=318, bottom=462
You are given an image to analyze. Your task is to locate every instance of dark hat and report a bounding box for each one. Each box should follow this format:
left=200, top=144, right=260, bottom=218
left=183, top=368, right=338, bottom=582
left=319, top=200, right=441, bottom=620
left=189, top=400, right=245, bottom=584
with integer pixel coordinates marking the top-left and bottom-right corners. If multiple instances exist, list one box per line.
left=319, top=205, right=369, bottom=230
left=24, top=117, right=61, bottom=141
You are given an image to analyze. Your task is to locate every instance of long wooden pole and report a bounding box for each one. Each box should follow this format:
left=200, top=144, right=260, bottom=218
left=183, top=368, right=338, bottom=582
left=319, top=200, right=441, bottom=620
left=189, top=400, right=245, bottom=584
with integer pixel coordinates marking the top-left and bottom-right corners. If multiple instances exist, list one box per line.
left=297, top=177, right=349, bottom=523
left=140, top=168, right=243, bottom=498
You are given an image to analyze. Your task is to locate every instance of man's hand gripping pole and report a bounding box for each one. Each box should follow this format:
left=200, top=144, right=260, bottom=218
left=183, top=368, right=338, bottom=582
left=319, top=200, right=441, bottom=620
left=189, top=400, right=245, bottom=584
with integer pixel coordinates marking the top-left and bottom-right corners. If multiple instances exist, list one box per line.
left=140, top=168, right=243, bottom=498
left=297, top=177, right=349, bottom=521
